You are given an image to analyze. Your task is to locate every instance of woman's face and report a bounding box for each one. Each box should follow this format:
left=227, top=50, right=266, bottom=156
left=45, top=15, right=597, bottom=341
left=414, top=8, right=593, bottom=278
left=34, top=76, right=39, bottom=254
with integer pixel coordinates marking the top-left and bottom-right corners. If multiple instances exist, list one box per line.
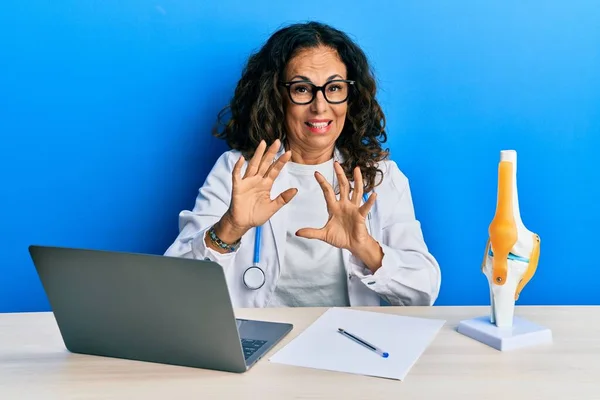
left=281, top=45, right=349, bottom=159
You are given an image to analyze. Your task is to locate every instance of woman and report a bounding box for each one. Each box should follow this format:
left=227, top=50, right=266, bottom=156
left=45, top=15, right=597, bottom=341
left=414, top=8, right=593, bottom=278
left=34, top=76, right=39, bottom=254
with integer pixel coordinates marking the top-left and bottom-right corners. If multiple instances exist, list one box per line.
left=165, top=21, right=441, bottom=308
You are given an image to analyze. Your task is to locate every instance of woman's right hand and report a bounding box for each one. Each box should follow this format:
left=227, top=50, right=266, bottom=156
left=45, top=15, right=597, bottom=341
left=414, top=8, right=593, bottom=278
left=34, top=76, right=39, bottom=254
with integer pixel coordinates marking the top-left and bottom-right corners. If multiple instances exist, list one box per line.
left=212, top=139, right=296, bottom=246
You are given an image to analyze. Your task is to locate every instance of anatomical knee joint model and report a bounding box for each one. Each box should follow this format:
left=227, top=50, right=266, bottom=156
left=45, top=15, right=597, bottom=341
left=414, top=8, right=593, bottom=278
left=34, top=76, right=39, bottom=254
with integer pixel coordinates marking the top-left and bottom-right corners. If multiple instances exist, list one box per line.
left=482, top=150, right=541, bottom=328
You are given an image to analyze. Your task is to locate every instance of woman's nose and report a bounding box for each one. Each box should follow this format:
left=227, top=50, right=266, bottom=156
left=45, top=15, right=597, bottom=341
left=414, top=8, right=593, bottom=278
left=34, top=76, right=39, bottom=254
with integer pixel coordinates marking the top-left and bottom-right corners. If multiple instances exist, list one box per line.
left=310, top=90, right=328, bottom=113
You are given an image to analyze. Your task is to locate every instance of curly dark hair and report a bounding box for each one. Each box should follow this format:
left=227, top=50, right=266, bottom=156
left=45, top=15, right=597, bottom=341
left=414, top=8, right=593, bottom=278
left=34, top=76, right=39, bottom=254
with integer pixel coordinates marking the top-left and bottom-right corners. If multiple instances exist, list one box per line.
left=213, top=21, right=389, bottom=193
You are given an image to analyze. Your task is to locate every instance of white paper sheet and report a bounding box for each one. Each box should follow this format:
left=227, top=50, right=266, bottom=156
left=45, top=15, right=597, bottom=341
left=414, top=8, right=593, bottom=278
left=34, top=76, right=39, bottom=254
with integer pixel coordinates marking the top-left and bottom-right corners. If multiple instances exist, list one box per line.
left=269, top=308, right=445, bottom=380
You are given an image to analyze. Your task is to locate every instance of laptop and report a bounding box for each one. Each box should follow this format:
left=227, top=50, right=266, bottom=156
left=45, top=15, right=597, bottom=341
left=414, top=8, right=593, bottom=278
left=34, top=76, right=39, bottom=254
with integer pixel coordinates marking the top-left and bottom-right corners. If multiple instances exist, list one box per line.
left=28, top=245, right=293, bottom=373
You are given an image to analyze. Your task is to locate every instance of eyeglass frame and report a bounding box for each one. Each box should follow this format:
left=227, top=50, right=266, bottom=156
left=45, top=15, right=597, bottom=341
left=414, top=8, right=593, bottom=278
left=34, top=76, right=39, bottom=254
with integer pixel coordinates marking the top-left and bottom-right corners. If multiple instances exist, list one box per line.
left=279, top=79, right=355, bottom=105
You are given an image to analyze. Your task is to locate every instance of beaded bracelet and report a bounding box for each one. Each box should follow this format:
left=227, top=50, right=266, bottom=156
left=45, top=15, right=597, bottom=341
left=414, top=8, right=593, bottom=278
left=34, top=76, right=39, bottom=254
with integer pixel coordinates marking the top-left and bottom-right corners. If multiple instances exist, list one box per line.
left=208, top=225, right=241, bottom=252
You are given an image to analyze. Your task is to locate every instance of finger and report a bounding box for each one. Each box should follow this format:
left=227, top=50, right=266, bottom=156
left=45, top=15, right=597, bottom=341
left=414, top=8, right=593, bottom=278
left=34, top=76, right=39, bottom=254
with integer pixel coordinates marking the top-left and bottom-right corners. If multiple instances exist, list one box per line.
left=334, top=161, right=349, bottom=200
left=266, top=150, right=292, bottom=180
left=257, top=139, right=281, bottom=177
left=271, top=187, right=298, bottom=211
left=315, top=171, right=337, bottom=205
left=232, top=155, right=245, bottom=184
left=359, top=191, right=377, bottom=218
left=351, top=166, right=363, bottom=205
left=244, top=140, right=266, bottom=178
left=295, top=227, right=326, bottom=241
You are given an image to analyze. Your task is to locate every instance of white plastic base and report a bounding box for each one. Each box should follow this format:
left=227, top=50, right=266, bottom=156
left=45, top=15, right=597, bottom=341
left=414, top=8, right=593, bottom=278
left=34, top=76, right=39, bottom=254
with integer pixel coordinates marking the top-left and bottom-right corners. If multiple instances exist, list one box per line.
left=457, top=315, right=552, bottom=351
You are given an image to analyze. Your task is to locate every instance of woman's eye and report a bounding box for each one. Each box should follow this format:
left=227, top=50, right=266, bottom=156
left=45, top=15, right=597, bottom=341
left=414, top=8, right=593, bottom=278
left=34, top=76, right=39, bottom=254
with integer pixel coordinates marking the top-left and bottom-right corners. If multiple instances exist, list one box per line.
left=294, top=85, right=309, bottom=93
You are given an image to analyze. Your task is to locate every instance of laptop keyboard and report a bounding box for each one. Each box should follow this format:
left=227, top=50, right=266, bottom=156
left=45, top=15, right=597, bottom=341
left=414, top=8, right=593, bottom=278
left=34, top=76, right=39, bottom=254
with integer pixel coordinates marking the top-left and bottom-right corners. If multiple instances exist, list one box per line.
left=241, top=338, right=267, bottom=360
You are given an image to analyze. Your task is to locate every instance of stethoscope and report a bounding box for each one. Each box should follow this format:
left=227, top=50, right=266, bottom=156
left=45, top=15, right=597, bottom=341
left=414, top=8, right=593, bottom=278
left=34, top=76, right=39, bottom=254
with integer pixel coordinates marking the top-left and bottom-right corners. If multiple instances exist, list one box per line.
left=242, top=192, right=373, bottom=290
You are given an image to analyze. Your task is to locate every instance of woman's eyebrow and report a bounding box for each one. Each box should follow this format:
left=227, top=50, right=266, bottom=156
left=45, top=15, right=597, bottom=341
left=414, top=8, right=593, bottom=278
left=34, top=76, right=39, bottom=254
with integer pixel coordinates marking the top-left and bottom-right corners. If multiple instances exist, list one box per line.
left=289, top=75, right=311, bottom=81
left=288, top=74, right=344, bottom=82
left=326, top=74, right=343, bottom=81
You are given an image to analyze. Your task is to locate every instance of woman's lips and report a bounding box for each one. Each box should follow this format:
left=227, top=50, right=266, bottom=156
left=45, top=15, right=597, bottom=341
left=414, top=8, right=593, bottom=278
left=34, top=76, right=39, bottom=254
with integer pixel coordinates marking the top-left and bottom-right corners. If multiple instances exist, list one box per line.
left=305, top=120, right=332, bottom=134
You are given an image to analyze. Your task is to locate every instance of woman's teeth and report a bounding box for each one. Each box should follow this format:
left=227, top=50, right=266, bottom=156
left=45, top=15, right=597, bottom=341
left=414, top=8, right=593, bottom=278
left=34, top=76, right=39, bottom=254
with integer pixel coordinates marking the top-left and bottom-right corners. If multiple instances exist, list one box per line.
left=307, top=122, right=329, bottom=128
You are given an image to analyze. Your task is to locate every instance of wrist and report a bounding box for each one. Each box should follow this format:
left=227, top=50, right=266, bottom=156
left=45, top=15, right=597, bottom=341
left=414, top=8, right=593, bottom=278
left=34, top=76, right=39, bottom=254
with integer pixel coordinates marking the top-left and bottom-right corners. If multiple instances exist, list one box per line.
left=207, top=225, right=241, bottom=252
left=215, top=212, right=249, bottom=244
left=351, top=236, right=383, bottom=273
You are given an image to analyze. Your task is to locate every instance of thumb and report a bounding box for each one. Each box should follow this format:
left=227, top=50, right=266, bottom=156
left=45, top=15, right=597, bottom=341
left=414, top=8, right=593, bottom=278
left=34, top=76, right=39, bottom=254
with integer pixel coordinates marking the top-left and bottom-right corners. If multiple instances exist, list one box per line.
left=272, top=188, right=298, bottom=211
left=359, top=191, right=377, bottom=218
left=295, top=228, right=326, bottom=241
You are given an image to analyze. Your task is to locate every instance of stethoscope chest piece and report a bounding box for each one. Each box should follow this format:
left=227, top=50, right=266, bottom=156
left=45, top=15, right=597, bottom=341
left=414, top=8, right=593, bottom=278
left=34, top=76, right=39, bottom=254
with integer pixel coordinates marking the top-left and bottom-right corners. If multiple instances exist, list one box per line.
left=243, top=265, right=265, bottom=290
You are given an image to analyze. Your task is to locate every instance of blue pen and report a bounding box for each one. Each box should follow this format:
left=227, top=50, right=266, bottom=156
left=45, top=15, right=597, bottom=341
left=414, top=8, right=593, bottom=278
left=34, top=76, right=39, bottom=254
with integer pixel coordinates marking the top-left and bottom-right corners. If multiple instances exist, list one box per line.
left=338, top=328, right=389, bottom=358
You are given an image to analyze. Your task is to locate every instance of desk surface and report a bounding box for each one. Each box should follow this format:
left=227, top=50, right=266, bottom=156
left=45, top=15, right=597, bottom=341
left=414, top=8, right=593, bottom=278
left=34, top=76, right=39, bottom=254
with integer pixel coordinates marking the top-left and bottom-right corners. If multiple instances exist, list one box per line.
left=0, top=306, right=598, bottom=399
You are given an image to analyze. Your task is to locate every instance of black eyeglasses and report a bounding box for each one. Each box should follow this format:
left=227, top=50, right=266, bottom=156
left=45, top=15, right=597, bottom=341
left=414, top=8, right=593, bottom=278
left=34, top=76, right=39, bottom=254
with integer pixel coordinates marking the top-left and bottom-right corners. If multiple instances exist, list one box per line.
left=279, top=79, right=355, bottom=105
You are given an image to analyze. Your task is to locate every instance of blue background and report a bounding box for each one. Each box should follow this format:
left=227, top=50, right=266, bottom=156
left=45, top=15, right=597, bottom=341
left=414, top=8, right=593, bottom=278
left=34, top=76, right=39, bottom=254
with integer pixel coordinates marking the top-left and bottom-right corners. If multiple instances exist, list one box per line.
left=1, top=1, right=599, bottom=312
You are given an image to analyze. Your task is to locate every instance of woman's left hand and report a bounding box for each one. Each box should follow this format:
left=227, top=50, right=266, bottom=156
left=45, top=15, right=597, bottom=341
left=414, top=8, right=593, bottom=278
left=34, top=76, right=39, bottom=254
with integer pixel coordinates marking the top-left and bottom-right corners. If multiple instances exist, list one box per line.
left=296, top=162, right=383, bottom=272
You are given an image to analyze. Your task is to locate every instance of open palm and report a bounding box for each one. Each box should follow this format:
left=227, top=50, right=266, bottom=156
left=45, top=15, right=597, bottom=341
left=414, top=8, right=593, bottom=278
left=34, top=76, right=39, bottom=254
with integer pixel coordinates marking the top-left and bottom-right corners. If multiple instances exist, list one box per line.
left=226, top=139, right=297, bottom=231
left=296, top=161, right=376, bottom=253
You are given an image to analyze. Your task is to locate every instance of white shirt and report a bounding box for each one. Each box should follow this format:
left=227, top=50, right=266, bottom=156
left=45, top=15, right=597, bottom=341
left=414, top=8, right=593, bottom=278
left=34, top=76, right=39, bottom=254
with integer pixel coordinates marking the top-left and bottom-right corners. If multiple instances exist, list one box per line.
left=267, top=159, right=349, bottom=307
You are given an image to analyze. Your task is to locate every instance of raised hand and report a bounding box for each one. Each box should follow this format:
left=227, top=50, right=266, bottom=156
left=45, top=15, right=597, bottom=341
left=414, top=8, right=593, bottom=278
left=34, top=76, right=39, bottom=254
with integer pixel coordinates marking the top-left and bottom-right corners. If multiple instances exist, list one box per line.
left=220, top=139, right=297, bottom=240
left=295, top=161, right=381, bottom=270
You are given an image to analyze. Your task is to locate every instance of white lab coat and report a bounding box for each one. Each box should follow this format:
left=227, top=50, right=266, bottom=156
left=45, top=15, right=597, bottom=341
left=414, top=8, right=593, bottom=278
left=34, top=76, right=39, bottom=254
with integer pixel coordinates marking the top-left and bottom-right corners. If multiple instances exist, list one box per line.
left=165, top=147, right=441, bottom=308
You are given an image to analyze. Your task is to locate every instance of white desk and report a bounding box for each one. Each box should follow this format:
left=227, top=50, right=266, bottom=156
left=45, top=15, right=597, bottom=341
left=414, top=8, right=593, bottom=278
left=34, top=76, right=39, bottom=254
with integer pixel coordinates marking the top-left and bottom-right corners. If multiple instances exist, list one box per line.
left=0, top=306, right=598, bottom=399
